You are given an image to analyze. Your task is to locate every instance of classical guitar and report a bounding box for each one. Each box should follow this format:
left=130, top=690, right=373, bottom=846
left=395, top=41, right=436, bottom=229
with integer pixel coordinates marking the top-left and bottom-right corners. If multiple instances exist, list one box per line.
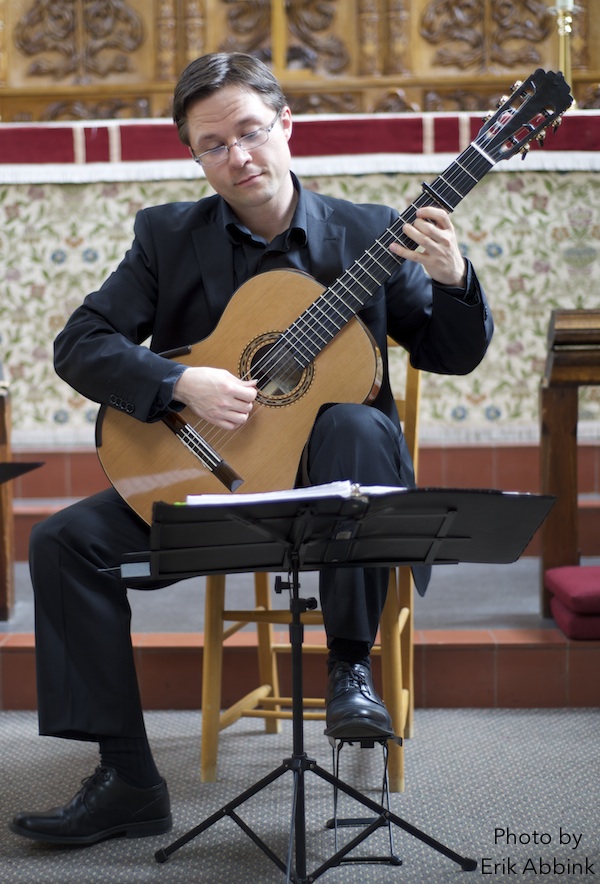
left=96, top=68, right=572, bottom=525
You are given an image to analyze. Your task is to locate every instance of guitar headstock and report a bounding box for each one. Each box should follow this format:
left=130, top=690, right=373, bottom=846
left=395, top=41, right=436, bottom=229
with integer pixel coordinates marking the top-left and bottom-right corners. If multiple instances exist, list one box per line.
left=477, top=69, right=573, bottom=163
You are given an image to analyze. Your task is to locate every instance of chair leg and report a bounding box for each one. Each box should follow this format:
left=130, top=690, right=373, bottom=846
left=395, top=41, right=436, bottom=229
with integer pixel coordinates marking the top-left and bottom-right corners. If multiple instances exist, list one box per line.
left=254, top=572, right=282, bottom=734
left=398, top=568, right=414, bottom=739
left=201, top=574, right=226, bottom=783
left=380, top=568, right=405, bottom=792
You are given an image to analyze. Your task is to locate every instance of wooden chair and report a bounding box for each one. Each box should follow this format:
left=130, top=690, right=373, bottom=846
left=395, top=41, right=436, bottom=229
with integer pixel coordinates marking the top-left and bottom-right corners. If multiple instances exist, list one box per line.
left=201, top=346, right=421, bottom=792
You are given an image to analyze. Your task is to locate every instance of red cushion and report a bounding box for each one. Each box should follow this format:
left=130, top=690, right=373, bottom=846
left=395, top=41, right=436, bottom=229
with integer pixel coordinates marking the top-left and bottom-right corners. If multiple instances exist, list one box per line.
left=544, top=566, right=600, bottom=614
left=550, top=595, right=600, bottom=640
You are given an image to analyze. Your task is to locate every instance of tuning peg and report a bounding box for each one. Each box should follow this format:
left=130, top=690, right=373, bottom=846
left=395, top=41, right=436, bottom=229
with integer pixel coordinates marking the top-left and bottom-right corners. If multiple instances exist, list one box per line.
left=497, top=94, right=510, bottom=108
left=551, top=116, right=563, bottom=133
left=520, top=142, right=531, bottom=161
left=536, top=129, right=547, bottom=148
left=510, top=80, right=523, bottom=93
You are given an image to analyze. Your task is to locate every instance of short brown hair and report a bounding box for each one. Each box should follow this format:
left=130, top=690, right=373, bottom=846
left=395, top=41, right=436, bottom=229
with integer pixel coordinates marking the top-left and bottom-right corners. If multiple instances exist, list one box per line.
left=173, top=53, right=287, bottom=147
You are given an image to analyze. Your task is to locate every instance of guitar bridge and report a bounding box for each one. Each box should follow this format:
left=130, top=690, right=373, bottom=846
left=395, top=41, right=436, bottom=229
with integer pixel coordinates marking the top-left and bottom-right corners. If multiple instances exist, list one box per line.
left=162, top=412, right=243, bottom=492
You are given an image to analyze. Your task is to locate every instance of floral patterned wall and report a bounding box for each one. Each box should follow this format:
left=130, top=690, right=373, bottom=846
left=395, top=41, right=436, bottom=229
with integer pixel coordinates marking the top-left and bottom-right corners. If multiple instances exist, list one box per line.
left=1, top=167, right=599, bottom=449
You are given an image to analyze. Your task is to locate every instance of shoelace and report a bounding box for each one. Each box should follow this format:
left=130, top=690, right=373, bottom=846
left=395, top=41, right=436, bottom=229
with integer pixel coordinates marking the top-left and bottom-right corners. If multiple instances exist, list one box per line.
left=347, top=666, right=372, bottom=696
left=77, top=765, right=111, bottom=796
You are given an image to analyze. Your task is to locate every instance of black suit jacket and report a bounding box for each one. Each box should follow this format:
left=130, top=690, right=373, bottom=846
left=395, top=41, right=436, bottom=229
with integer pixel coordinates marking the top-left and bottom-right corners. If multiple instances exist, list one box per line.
left=55, top=183, right=493, bottom=432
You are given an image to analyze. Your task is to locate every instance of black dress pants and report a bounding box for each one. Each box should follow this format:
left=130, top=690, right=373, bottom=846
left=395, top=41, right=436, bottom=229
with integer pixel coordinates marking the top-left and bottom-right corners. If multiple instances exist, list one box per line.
left=30, top=403, right=412, bottom=740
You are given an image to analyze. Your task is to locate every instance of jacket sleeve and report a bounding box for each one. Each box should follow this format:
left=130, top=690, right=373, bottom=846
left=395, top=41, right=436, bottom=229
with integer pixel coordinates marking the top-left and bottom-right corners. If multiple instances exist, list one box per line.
left=385, top=254, right=494, bottom=377
left=53, top=209, right=186, bottom=422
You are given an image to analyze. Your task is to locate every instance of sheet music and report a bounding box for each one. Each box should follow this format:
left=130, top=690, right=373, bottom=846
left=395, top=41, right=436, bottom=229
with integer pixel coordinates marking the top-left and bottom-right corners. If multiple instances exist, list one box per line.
left=186, top=480, right=408, bottom=507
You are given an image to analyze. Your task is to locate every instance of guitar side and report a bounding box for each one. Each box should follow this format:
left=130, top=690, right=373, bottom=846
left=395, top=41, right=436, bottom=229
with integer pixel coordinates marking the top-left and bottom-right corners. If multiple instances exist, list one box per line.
left=96, top=269, right=382, bottom=524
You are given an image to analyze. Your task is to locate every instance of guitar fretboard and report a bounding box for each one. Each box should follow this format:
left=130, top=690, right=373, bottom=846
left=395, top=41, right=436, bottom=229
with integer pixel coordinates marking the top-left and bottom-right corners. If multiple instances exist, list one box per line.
left=277, top=142, right=494, bottom=369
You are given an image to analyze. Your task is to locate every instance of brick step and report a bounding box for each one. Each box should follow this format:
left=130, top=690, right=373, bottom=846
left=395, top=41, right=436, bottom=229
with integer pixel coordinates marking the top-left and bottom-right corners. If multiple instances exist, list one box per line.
left=12, top=494, right=600, bottom=560
left=1, top=628, right=598, bottom=711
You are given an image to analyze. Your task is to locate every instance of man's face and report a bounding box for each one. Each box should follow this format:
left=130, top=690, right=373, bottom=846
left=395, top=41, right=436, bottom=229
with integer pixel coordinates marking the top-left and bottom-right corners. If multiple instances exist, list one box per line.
left=186, top=85, right=293, bottom=221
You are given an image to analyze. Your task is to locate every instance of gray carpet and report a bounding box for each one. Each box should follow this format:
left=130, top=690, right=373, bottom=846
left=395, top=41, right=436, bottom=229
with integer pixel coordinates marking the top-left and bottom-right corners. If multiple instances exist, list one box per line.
left=8, top=556, right=593, bottom=634
left=1, top=709, right=599, bottom=883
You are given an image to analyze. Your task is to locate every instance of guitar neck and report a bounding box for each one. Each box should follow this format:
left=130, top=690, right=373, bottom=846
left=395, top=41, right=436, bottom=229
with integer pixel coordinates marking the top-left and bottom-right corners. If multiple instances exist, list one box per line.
left=285, top=142, right=494, bottom=367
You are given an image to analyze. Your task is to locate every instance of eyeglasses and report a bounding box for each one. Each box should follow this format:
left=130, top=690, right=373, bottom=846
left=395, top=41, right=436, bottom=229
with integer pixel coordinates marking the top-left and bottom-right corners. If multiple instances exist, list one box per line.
left=191, top=110, right=282, bottom=167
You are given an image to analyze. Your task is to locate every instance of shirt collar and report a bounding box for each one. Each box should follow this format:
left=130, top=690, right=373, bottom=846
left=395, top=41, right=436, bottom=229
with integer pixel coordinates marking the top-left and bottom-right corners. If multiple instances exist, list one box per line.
left=222, top=173, right=308, bottom=248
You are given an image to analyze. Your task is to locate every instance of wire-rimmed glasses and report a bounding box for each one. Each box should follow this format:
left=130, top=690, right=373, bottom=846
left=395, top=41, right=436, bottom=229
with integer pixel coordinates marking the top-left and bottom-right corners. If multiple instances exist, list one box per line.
left=191, top=110, right=282, bottom=167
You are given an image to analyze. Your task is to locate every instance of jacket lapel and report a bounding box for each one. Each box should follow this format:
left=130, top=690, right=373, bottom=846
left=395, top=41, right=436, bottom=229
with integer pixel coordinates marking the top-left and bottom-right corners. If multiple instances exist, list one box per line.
left=190, top=215, right=237, bottom=332
left=302, top=189, right=348, bottom=287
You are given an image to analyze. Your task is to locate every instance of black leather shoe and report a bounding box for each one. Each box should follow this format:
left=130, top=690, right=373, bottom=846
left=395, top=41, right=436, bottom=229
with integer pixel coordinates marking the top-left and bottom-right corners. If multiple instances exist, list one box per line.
left=9, top=766, right=172, bottom=845
left=324, top=661, right=394, bottom=739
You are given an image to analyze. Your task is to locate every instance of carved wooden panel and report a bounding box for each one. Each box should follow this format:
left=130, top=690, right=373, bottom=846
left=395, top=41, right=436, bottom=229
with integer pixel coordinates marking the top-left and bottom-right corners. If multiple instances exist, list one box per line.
left=0, top=0, right=598, bottom=121
left=419, top=0, right=552, bottom=73
left=9, top=0, right=147, bottom=86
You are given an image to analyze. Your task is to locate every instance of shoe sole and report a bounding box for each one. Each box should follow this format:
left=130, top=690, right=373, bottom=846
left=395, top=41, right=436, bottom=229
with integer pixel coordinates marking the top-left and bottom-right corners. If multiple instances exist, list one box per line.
left=324, top=720, right=394, bottom=740
left=9, top=814, right=172, bottom=845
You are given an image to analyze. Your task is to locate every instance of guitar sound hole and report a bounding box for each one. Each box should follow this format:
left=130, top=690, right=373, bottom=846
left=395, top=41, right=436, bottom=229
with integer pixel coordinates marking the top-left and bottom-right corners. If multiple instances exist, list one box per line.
left=240, top=334, right=314, bottom=406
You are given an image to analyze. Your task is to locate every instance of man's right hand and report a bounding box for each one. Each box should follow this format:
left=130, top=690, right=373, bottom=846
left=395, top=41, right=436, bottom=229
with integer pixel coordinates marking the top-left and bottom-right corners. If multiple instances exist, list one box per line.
left=173, top=366, right=257, bottom=430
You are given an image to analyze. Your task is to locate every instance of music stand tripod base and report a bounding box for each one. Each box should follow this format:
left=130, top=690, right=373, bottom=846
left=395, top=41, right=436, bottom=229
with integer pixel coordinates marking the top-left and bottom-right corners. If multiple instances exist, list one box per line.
left=137, top=485, right=553, bottom=881
left=154, top=559, right=477, bottom=880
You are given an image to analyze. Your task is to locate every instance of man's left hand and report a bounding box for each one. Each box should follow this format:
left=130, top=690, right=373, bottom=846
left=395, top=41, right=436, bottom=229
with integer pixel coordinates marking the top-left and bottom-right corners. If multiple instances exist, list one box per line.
left=389, top=206, right=467, bottom=288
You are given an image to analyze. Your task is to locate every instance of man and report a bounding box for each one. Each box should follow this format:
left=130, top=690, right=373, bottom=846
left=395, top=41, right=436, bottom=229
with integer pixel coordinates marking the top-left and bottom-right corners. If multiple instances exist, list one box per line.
left=10, top=52, right=493, bottom=846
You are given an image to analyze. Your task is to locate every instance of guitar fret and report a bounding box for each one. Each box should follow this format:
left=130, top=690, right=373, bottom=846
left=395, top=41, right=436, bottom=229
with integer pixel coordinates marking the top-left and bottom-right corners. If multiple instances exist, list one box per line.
left=291, top=333, right=326, bottom=363
left=312, top=300, right=346, bottom=332
left=355, top=258, right=382, bottom=285
left=438, top=174, right=465, bottom=201
left=302, top=311, right=330, bottom=343
left=343, top=267, right=374, bottom=298
left=320, top=287, right=359, bottom=319
left=319, top=292, right=350, bottom=319
left=327, top=290, right=364, bottom=319
left=454, top=158, right=479, bottom=183
left=384, top=224, right=410, bottom=249
left=367, top=241, right=402, bottom=271
left=291, top=293, right=356, bottom=363
left=288, top=309, right=334, bottom=359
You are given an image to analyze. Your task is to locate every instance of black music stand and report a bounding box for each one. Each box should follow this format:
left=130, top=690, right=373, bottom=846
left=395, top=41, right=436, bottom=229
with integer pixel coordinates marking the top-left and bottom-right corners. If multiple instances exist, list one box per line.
left=1, top=462, right=43, bottom=620
left=124, top=483, right=554, bottom=883
left=0, top=462, right=43, bottom=484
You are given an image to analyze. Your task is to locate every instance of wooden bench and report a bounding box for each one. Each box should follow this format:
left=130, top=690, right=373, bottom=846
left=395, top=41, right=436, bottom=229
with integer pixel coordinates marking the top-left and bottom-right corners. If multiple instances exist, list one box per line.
left=539, top=309, right=600, bottom=616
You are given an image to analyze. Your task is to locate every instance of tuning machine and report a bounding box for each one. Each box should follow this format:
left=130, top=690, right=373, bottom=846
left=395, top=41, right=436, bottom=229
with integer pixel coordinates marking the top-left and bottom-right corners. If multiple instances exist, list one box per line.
left=519, top=142, right=531, bottom=160
left=486, top=89, right=510, bottom=122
